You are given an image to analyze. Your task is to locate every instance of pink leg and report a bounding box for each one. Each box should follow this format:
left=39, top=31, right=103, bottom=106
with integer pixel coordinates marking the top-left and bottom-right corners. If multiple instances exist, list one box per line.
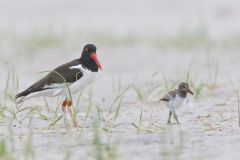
left=61, top=99, right=68, bottom=114
left=66, top=99, right=78, bottom=127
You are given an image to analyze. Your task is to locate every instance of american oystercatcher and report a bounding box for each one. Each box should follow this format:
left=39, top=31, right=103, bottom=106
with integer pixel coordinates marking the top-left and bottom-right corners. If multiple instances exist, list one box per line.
left=16, top=44, right=102, bottom=126
left=160, top=82, right=193, bottom=124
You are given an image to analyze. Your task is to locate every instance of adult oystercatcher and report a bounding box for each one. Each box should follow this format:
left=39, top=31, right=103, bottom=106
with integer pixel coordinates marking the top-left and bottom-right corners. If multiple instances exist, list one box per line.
left=16, top=44, right=102, bottom=126
left=160, top=82, right=193, bottom=124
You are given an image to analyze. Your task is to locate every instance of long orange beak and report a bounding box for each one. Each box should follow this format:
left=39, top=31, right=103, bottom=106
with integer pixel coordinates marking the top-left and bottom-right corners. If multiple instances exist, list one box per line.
left=90, top=53, right=102, bottom=70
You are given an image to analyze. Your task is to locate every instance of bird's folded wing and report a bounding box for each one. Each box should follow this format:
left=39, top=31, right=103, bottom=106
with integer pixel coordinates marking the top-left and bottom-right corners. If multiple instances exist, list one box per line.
left=160, top=90, right=177, bottom=101
left=16, top=59, right=84, bottom=98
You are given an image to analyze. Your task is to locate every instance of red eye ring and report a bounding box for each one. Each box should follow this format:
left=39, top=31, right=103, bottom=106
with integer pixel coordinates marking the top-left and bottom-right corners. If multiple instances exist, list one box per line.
left=85, top=48, right=88, bottom=52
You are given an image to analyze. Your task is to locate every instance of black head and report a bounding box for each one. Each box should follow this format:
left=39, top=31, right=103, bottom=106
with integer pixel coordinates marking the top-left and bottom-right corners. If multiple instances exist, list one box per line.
left=82, top=44, right=97, bottom=55
left=178, top=82, right=194, bottom=95
left=80, top=44, right=102, bottom=71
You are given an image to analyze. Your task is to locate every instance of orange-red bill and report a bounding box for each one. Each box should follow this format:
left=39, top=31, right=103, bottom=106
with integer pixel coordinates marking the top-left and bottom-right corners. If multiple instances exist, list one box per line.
left=90, top=53, right=102, bottom=70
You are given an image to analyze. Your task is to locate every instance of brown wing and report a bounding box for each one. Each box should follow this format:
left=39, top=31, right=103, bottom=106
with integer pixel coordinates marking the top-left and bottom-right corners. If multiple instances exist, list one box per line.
left=16, top=59, right=83, bottom=98
left=46, top=59, right=83, bottom=84
left=160, top=90, right=177, bottom=101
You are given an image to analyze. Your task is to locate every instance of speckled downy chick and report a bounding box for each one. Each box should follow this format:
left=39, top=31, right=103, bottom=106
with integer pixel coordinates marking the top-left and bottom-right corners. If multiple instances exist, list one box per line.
left=160, top=82, right=193, bottom=124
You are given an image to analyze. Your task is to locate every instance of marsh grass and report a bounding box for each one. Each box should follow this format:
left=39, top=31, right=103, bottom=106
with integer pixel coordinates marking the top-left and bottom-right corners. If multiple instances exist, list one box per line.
left=23, top=130, right=35, bottom=160
left=2, top=28, right=240, bottom=55
left=4, top=29, right=66, bottom=53
left=131, top=108, right=164, bottom=134
left=131, top=85, right=146, bottom=102
left=185, top=69, right=206, bottom=99
left=113, top=96, right=124, bottom=123
left=0, top=64, right=35, bottom=128
left=137, top=109, right=143, bottom=132
left=153, top=27, right=211, bottom=49
left=90, top=118, right=119, bottom=160
left=206, top=60, right=219, bottom=92
left=0, top=63, right=115, bottom=159
left=80, top=99, right=94, bottom=134
left=0, top=139, right=11, bottom=160
left=87, top=31, right=139, bottom=47
left=159, top=129, right=185, bottom=160
left=63, top=146, right=72, bottom=160
left=180, top=57, right=221, bottom=99
left=103, top=93, right=125, bottom=131
left=109, top=85, right=130, bottom=113
left=39, top=70, right=78, bottom=129
left=0, top=47, right=237, bottom=160
left=0, top=105, right=5, bottom=119
left=3, top=63, right=19, bottom=105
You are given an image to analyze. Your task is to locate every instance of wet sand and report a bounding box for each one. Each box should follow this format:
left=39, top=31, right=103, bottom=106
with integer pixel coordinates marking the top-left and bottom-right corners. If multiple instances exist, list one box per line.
left=1, top=0, right=240, bottom=160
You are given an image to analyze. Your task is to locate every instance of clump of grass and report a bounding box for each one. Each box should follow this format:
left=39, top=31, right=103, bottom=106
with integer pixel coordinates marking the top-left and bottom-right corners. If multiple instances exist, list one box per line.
left=79, top=99, right=94, bottom=134
left=88, top=31, right=139, bottom=47
left=206, top=60, right=219, bottom=92
left=153, top=27, right=212, bottom=49
left=3, top=27, right=240, bottom=55
left=48, top=115, right=63, bottom=127
left=63, top=146, right=72, bottom=160
left=130, top=85, right=148, bottom=102
left=0, top=104, right=6, bottom=119
left=113, top=96, right=124, bottom=123
left=131, top=113, right=142, bottom=131
left=104, top=92, right=140, bottom=133
left=0, top=139, right=13, bottom=160
left=92, top=119, right=104, bottom=160
left=135, top=109, right=143, bottom=132
left=39, top=70, right=78, bottom=129
left=0, top=64, right=39, bottom=125
left=91, top=119, right=119, bottom=160
left=193, top=82, right=205, bottom=99
left=159, top=129, right=185, bottom=160
left=3, top=63, right=19, bottom=104
left=109, top=85, right=130, bottom=113
left=182, top=58, right=221, bottom=99
left=17, top=29, right=66, bottom=53
left=23, top=131, right=35, bottom=160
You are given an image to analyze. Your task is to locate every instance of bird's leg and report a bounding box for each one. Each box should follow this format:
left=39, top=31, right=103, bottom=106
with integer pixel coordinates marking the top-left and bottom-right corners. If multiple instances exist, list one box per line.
left=61, top=99, right=68, bottom=115
left=66, top=99, right=78, bottom=127
left=173, top=111, right=180, bottom=124
left=167, top=110, right=172, bottom=124
left=66, top=99, right=73, bottom=116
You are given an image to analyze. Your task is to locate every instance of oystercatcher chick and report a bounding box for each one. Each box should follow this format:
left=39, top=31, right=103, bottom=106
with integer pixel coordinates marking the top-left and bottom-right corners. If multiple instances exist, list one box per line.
left=160, top=82, right=193, bottom=124
left=15, top=44, right=102, bottom=127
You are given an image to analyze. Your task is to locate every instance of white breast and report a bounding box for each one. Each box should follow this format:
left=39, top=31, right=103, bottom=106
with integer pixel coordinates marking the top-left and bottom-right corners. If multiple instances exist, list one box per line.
left=173, top=95, right=185, bottom=110
left=165, top=95, right=186, bottom=111
left=66, top=64, right=97, bottom=95
left=57, top=64, right=97, bottom=96
left=69, top=71, right=96, bottom=94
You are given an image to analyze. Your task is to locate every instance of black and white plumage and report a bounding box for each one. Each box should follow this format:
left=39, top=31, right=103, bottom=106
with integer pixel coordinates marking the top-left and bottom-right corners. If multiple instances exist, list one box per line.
left=16, top=44, right=102, bottom=127
left=160, top=82, right=193, bottom=124
left=16, top=44, right=102, bottom=102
